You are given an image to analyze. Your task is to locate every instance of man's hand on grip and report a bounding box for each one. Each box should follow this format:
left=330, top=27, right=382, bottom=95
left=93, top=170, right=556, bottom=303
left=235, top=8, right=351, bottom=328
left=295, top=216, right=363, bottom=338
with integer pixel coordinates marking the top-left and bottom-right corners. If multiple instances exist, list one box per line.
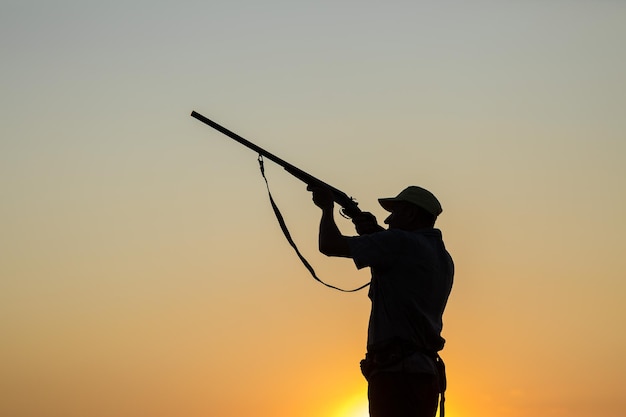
left=352, top=212, right=384, bottom=235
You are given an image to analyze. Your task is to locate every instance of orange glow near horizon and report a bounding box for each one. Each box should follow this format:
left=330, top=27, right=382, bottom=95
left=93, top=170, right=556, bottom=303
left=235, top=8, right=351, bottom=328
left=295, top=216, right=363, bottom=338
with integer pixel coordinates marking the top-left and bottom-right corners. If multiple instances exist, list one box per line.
left=330, top=392, right=369, bottom=417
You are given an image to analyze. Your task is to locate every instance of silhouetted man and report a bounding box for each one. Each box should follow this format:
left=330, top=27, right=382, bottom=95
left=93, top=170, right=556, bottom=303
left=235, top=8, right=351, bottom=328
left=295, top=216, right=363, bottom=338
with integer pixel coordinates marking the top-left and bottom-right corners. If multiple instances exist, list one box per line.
left=308, top=185, right=454, bottom=417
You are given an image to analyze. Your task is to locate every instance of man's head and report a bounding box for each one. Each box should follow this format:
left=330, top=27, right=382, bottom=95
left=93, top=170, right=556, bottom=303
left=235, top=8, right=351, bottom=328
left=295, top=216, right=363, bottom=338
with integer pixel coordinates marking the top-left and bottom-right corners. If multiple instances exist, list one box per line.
left=378, top=186, right=442, bottom=230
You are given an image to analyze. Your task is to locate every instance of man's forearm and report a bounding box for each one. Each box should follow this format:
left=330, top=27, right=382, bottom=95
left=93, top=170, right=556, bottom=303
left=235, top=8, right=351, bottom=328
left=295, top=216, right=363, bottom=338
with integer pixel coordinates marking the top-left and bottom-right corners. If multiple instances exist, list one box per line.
left=319, top=207, right=351, bottom=257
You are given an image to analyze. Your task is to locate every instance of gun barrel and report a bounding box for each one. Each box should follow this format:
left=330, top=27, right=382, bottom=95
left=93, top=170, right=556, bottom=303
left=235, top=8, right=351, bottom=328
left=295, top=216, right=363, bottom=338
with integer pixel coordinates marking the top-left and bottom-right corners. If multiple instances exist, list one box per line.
left=190, top=111, right=293, bottom=167
left=191, top=111, right=361, bottom=216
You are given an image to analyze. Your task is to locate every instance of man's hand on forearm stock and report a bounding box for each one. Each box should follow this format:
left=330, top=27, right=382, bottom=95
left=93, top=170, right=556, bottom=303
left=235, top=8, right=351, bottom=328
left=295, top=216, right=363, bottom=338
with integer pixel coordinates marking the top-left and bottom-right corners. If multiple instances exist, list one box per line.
left=307, top=184, right=351, bottom=257
left=307, top=184, right=334, bottom=211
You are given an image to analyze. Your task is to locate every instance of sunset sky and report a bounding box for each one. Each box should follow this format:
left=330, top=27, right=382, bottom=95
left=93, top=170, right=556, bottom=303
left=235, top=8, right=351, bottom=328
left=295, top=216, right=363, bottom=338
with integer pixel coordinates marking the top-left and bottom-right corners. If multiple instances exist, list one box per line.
left=2, top=1, right=625, bottom=417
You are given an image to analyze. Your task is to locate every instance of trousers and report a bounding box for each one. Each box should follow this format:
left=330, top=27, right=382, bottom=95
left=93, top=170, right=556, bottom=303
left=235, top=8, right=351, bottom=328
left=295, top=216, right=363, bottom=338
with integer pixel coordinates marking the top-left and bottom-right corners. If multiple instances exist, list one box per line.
left=368, top=371, right=439, bottom=417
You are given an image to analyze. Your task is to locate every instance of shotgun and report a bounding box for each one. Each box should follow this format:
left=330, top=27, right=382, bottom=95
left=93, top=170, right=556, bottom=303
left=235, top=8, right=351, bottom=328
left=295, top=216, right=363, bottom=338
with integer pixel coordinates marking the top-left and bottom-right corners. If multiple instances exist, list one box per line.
left=191, top=110, right=362, bottom=218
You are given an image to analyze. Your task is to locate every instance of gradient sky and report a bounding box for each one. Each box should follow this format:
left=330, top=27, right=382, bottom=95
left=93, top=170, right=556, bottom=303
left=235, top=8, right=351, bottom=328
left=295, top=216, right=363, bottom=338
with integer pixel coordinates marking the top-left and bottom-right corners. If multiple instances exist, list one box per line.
left=2, top=1, right=625, bottom=417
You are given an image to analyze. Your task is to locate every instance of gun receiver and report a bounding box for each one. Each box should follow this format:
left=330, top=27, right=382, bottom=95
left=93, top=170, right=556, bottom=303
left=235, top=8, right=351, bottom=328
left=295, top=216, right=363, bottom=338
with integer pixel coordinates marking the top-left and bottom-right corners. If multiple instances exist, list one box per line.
left=191, top=111, right=362, bottom=218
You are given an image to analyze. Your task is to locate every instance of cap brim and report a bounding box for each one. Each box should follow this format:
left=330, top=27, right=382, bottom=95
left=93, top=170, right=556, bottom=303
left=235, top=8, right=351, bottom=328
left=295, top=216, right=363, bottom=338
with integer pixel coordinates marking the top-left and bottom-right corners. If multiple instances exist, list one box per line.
left=378, top=198, right=398, bottom=212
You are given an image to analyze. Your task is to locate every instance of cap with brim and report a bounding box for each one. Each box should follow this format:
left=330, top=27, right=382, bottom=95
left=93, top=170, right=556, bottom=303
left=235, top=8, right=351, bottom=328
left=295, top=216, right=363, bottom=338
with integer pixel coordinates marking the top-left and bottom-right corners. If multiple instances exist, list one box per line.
left=378, top=186, right=443, bottom=217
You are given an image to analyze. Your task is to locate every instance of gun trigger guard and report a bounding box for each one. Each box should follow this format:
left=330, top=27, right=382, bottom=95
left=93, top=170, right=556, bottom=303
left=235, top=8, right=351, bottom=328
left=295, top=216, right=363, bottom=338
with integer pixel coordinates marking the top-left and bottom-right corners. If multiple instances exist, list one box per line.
left=339, top=208, right=351, bottom=219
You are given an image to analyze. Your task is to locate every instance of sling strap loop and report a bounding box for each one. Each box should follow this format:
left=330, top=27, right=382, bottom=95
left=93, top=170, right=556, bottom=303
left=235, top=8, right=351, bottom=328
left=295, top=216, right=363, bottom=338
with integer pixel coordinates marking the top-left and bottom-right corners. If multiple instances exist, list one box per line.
left=258, top=155, right=369, bottom=293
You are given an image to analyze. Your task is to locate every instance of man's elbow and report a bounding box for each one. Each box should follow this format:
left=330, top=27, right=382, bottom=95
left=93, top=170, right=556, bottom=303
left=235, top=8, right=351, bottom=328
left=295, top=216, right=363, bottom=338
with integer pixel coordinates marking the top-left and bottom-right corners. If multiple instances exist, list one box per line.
left=319, top=242, right=336, bottom=257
